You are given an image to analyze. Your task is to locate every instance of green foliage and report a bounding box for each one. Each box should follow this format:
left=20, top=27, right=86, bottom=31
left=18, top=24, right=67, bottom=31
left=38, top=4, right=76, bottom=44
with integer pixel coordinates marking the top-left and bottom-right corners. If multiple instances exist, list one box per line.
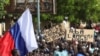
left=3, top=0, right=10, bottom=4
left=33, top=17, right=38, bottom=23
left=40, top=13, right=64, bottom=23
left=41, top=13, right=51, bottom=21
left=0, top=0, right=10, bottom=18
left=53, top=15, right=64, bottom=23
left=57, top=0, right=100, bottom=23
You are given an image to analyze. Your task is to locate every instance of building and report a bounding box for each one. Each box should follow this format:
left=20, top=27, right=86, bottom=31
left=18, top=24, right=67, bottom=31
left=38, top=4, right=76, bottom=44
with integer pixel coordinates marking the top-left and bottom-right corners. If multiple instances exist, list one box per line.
left=0, top=0, right=56, bottom=35
left=6, top=0, right=56, bottom=14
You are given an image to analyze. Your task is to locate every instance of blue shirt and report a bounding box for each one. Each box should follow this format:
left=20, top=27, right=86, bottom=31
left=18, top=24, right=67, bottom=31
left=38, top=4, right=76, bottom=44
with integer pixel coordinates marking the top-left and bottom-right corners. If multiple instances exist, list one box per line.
left=77, top=53, right=85, bottom=56
left=54, top=50, right=68, bottom=56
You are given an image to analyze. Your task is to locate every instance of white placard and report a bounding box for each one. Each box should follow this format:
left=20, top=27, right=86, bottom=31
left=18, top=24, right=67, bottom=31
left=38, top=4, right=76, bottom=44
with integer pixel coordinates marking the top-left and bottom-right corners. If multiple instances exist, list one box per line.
left=16, top=0, right=34, bottom=3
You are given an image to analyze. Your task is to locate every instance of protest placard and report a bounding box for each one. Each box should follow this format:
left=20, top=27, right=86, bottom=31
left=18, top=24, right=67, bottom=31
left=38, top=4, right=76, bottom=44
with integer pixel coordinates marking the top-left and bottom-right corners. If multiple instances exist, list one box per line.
left=66, top=29, right=94, bottom=42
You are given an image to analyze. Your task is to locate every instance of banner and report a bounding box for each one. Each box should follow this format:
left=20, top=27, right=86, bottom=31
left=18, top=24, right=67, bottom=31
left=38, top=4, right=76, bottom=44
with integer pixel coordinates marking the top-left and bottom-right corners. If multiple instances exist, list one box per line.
left=66, top=29, right=94, bottom=42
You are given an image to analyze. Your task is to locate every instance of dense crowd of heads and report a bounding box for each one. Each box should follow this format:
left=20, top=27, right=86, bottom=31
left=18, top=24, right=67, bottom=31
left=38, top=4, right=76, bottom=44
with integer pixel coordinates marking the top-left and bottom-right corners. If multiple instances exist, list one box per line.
left=12, top=36, right=100, bottom=56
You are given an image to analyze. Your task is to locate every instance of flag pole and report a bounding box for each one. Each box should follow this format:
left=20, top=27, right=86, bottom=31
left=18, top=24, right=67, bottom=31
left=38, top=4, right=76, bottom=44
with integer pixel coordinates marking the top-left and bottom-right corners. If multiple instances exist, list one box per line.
left=37, top=0, right=41, bottom=34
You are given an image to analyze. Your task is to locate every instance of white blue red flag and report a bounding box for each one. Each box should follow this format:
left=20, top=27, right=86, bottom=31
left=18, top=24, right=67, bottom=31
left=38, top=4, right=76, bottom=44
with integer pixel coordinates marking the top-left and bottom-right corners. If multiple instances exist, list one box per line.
left=0, top=8, right=38, bottom=56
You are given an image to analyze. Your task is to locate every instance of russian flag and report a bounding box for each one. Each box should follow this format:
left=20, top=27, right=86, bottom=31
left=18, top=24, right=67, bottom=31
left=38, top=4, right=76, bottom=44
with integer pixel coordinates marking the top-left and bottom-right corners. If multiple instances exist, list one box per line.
left=0, top=8, right=38, bottom=56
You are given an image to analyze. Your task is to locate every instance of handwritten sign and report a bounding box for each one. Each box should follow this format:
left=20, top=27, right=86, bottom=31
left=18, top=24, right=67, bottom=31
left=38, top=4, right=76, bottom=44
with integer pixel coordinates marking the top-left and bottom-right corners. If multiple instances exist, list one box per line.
left=43, top=24, right=65, bottom=42
left=66, top=29, right=94, bottom=42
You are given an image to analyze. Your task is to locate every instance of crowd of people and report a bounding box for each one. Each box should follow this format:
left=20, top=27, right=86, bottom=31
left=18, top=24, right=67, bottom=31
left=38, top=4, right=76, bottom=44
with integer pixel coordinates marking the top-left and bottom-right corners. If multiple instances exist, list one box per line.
left=12, top=35, right=100, bottom=56
left=33, top=36, right=100, bottom=56
left=1, top=19, right=99, bottom=56
left=11, top=21, right=100, bottom=56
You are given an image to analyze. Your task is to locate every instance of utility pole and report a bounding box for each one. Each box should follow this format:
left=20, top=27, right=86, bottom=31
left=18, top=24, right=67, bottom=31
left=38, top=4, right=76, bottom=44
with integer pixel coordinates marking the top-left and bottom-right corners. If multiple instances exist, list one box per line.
left=37, top=0, right=41, bottom=34
left=53, top=0, right=56, bottom=14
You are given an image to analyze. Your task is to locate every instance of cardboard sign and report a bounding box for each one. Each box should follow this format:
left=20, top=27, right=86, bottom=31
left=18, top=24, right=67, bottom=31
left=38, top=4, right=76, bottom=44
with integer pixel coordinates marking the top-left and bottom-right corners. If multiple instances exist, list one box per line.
left=43, top=24, right=65, bottom=42
left=66, top=29, right=94, bottom=42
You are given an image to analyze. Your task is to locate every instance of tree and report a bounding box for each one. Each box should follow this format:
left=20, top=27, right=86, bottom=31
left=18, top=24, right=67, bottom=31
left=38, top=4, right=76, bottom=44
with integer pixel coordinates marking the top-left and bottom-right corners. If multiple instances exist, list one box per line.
left=56, top=0, right=100, bottom=23
left=0, top=0, right=9, bottom=18
left=41, top=13, right=51, bottom=21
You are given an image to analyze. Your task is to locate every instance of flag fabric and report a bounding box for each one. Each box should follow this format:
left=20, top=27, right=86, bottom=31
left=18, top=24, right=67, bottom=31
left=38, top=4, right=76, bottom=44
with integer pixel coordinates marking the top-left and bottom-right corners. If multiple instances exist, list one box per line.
left=0, top=8, right=38, bottom=56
